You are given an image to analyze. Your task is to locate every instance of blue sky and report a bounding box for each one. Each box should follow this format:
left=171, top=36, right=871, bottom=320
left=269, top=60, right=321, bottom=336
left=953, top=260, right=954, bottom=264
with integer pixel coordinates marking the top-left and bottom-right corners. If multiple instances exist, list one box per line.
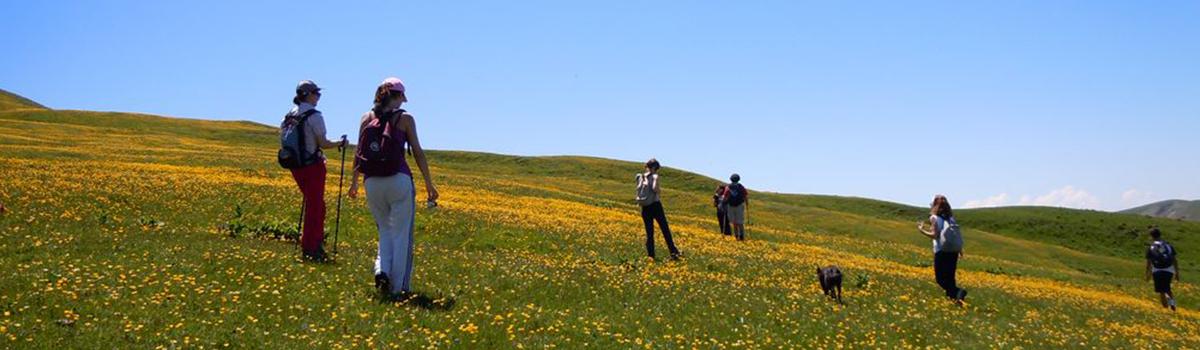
left=3, top=1, right=1198, bottom=210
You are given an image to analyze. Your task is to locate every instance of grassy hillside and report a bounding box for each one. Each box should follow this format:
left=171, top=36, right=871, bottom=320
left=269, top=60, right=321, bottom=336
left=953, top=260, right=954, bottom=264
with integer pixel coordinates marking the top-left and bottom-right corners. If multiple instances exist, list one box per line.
left=1, top=98, right=1198, bottom=348
left=0, top=89, right=47, bottom=111
left=1123, top=200, right=1200, bottom=222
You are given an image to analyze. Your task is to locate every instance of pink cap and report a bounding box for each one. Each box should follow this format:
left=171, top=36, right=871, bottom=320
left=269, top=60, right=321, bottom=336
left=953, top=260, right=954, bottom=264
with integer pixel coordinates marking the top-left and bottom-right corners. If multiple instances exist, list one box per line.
left=382, top=77, right=405, bottom=93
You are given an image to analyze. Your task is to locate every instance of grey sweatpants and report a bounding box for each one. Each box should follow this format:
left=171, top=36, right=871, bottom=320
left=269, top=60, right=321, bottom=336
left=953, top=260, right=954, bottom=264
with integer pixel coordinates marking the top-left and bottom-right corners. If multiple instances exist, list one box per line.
left=365, top=173, right=415, bottom=293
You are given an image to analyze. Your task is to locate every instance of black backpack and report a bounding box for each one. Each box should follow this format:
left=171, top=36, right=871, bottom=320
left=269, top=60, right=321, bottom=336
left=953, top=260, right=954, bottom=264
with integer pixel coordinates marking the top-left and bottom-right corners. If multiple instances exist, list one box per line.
left=1149, top=241, right=1176, bottom=269
left=726, top=183, right=746, bottom=207
left=277, top=109, right=319, bottom=169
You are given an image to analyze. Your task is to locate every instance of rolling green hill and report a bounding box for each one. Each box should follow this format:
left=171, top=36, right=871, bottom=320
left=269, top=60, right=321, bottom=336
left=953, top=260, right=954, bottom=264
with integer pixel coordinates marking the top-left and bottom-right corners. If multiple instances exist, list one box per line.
left=1, top=91, right=1198, bottom=348
left=1123, top=200, right=1200, bottom=222
left=0, top=89, right=48, bottom=111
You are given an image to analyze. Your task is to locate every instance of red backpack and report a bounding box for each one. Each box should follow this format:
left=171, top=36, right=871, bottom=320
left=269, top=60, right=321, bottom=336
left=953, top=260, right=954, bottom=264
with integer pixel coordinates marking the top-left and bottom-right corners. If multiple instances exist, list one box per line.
left=355, top=110, right=406, bottom=177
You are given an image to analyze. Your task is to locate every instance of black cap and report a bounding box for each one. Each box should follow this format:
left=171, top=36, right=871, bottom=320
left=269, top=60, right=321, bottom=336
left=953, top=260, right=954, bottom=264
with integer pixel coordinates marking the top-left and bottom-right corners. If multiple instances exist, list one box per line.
left=296, top=80, right=321, bottom=95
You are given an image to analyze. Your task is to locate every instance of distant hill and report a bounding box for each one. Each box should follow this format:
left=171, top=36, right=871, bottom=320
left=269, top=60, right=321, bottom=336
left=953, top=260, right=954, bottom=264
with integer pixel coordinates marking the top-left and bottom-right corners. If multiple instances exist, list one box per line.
left=1121, top=200, right=1200, bottom=222
left=0, top=88, right=48, bottom=111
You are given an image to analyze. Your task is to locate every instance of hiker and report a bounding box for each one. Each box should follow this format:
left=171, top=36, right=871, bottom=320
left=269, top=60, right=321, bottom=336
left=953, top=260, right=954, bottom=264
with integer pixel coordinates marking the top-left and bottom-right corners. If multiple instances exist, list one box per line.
left=635, top=158, right=681, bottom=260
left=725, top=174, right=749, bottom=240
left=348, top=77, right=439, bottom=298
left=1146, top=227, right=1180, bottom=311
left=713, top=184, right=731, bottom=235
left=280, top=80, right=346, bottom=262
left=917, top=195, right=967, bottom=304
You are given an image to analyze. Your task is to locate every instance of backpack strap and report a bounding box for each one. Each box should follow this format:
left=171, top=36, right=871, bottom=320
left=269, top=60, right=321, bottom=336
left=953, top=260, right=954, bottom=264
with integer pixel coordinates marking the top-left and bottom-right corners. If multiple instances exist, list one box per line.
left=292, top=109, right=319, bottom=163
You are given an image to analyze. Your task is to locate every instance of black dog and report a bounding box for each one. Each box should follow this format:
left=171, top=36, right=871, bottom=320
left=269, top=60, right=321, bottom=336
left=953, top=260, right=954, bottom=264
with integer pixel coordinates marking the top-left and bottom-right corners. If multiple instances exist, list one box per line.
left=817, top=265, right=843, bottom=303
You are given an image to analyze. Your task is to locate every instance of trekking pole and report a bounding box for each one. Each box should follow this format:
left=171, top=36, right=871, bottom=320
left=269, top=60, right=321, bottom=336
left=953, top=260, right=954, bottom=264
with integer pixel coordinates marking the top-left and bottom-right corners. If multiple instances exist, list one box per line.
left=333, top=136, right=347, bottom=257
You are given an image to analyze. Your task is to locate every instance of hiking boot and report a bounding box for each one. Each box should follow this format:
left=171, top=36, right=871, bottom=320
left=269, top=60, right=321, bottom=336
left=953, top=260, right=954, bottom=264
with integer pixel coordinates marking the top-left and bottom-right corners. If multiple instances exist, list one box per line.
left=956, top=289, right=968, bottom=302
left=669, top=252, right=683, bottom=261
left=375, top=273, right=391, bottom=295
left=1169, top=298, right=1177, bottom=311
left=303, top=249, right=329, bottom=263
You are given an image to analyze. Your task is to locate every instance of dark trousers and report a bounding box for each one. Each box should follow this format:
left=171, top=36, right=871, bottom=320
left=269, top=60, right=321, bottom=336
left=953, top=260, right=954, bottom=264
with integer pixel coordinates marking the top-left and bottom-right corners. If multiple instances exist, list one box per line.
left=641, top=201, right=679, bottom=258
left=717, top=206, right=731, bottom=235
left=933, top=251, right=961, bottom=298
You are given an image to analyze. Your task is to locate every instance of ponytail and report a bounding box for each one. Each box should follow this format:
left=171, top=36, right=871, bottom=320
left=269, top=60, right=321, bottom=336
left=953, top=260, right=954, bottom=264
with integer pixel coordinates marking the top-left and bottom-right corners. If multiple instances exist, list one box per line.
left=372, top=85, right=394, bottom=122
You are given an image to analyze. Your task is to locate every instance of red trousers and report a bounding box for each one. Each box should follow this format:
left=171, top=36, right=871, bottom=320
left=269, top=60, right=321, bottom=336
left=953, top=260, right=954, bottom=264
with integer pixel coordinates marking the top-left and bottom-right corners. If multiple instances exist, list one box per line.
left=290, top=162, right=326, bottom=252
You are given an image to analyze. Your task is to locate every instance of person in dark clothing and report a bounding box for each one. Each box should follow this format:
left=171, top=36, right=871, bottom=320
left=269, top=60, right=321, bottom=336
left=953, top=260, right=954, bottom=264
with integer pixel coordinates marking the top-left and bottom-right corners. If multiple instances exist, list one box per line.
left=713, top=184, right=731, bottom=235
left=636, top=159, right=681, bottom=260
left=1145, top=227, right=1180, bottom=311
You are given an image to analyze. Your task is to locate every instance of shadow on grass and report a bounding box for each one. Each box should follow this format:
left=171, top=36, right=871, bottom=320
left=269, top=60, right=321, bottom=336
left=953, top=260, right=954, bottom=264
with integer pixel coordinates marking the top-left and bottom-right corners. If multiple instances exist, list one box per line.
left=379, top=291, right=456, bottom=311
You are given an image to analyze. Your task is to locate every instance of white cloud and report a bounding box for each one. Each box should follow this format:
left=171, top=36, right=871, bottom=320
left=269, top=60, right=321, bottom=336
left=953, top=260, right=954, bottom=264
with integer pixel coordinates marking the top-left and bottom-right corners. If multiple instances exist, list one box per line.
left=962, top=186, right=1103, bottom=210
left=962, top=193, right=1010, bottom=208
left=1017, top=186, right=1101, bottom=209
left=1120, top=189, right=1155, bottom=207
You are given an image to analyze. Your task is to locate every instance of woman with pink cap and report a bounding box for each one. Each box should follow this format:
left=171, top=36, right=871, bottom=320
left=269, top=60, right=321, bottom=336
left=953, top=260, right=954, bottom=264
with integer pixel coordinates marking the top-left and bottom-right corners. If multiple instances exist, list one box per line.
left=348, top=77, right=439, bottom=299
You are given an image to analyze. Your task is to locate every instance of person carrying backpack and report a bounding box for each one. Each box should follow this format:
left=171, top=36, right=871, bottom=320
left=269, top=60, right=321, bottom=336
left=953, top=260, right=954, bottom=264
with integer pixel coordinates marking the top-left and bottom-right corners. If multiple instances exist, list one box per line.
left=724, top=174, right=749, bottom=241
left=713, top=184, right=731, bottom=235
left=635, top=159, right=680, bottom=260
left=278, top=80, right=346, bottom=262
left=1145, top=227, right=1180, bottom=311
left=917, top=195, right=967, bottom=305
left=348, top=77, right=439, bottom=300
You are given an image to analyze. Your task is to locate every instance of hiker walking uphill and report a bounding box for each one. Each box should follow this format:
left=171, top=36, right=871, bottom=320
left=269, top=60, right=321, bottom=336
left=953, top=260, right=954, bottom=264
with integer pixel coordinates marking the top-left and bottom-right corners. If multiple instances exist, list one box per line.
left=713, top=184, right=732, bottom=235
left=917, top=195, right=967, bottom=305
left=348, top=77, right=439, bottom=299
left=278, top=80, right=346, bottom=262
left=635, top=159, right=681, bottom=261
left=725, top=174, right=749, bottom=241
left=1146, top=228, right=1180, bottom=311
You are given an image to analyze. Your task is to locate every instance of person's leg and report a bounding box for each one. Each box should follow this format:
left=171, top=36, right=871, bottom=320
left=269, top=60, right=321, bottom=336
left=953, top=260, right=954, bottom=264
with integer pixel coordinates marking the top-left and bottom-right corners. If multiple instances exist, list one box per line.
left=641, top=204, right=655, bottom=258
left=389, top=175, right=416, bottom=293
left=654, top=202, right=679, bottom=256
left=716, top=209, right=725, bottom=234
left=297, top=163, right=327, bottom=253
left=1154, top=272, right=1176, bottom=309
left=729, top=205, right=746, bottom=240
left=366, top=177, right=396, bottom=280
left=933, top=252, right=953, bottom=298
left=947, top=251, right=963, bottom=300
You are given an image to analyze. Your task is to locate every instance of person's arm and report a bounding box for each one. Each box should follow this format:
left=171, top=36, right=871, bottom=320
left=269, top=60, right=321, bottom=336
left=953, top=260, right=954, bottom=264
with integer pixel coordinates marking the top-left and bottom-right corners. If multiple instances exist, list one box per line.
left=310, top=113, right=343, bottom=149
left=917, top=216, right=937, bottom=239
left=402, top=113, right=438, bottom=202
left=650, top=174, right=661, bottom=194
left=347, top=115, right=369, bottom=199
left=1146, top=260, right=1153, bottom=281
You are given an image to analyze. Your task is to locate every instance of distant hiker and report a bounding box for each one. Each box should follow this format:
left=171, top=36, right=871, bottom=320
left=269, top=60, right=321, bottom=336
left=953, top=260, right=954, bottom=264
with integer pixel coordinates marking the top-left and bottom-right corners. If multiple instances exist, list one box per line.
left=1146, top=227, right=1179, bottom=311
left=279, top=80, right=346, bottom=262
left=348, top=77, right=440, bottom=299
left=635, top=158, right=681, bottom=260
left=724, top=174, right=749, bottom=241
left=713, top=184, right=731, bottom=235
left=917, top=195, right=967, bottom=305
